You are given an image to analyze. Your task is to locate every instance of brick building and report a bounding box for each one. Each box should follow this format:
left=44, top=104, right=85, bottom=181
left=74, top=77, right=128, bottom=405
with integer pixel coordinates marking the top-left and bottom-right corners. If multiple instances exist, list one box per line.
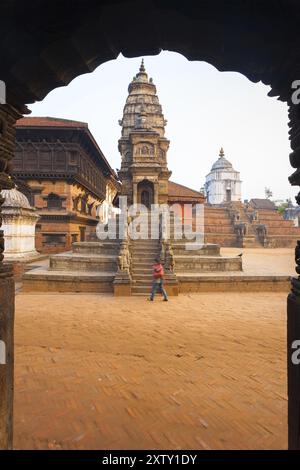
left=13, top=117, right=119, bottom=253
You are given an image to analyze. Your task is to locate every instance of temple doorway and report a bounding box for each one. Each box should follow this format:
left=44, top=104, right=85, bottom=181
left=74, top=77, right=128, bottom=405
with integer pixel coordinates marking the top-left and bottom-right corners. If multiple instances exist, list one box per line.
left=137, top=180, right=154, bottom=209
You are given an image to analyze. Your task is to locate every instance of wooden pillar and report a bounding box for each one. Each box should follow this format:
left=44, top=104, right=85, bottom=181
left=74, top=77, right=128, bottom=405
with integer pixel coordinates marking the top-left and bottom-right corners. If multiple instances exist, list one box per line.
left=0, top=103, right=20, bottom=449
left=154, top=182, right=159, bottom=205
left=287, top=103, right=300, bottom=449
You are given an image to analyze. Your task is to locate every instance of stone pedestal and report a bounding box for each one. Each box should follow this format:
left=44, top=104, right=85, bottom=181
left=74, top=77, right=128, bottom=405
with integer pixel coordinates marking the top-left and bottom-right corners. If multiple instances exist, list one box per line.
left=164, top=272, right=179, bottom=296
left=1, top=188, right=40, bottom=257
left=113, top=271, right=132, bottom=296
left=0, top=265, right=14, bottom=450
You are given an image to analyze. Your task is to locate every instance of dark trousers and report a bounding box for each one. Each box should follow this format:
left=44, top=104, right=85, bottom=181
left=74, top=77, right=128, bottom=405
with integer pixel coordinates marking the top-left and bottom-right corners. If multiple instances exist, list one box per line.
left=150, top=279, right=168, bottom=300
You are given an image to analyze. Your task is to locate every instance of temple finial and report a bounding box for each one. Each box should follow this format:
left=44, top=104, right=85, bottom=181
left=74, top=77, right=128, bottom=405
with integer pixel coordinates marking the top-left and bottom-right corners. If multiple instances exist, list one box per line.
left=139, top=58, right=145, bottom=72
left=219, top=147, right=225, bottom=158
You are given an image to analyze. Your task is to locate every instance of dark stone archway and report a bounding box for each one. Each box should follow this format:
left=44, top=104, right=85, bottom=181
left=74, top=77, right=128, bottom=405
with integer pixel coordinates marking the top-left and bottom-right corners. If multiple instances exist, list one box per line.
left=1, top=0, right=300, bottom=449
left=138, top=180, right=154, bottom=208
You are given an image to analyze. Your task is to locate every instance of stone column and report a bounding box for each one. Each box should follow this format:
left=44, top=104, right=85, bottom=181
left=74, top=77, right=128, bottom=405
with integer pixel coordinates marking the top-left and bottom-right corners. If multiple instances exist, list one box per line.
left=0, top=103, right=20, bottom=450
left=154, top=182, right=159, bottom=205
left=133, top=182, right=138, bottom=206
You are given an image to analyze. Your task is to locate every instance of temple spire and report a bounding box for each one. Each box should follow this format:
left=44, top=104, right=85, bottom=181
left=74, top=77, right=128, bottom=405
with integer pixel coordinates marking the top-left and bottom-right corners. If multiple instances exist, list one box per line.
left=139, top=58, right=145, bottom=73
left=219, top=147, right=225, bottom=158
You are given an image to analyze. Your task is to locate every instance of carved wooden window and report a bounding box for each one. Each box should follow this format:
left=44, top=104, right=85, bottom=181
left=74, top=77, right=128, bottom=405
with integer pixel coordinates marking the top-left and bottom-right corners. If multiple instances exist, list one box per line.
left=69, top=151, right=78, bottom=164
left=13, top=148, right=23, bottom=170
left=47, top=193, right=62, bottom=210
left=53, top=146, right=66, bottom=170
left=81, top=197, right=87, bottom=214
left=24, top=142, right=38, bottom=170
left=22, top=188, right=34, bottom=207
left=43, top=234, right=66, bottom=246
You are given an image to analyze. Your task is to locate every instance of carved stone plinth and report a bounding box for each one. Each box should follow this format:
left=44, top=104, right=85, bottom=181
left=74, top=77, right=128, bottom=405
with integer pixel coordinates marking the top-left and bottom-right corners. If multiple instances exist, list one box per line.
left=113, top=271, right=132, bottom=296
left=164, top=273, right=179, bottom=296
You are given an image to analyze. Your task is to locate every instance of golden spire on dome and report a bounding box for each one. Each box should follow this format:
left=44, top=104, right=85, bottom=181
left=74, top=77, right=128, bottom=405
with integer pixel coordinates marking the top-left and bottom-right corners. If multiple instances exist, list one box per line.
left=219, top=147, right=225, bottom=158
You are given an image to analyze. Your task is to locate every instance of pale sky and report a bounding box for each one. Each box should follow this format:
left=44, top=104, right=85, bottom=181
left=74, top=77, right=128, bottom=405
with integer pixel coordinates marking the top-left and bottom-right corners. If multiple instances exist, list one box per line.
left=29, top=51, right=295, bottom=202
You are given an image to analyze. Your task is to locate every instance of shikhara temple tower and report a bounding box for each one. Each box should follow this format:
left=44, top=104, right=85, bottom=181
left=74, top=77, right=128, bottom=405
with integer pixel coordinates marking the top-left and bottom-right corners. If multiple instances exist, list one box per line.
left=118, top=60, right=171, bottom=207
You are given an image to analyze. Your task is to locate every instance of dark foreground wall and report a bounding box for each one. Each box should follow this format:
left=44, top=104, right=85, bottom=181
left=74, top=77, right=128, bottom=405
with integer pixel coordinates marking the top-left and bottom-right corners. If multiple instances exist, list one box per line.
left=0, top=265, right=14, bottom=450
left=1, top=0, right=300, bottom=449
left=0, top=104, right=19, bottom=449
left=288, top=276, right=300, bottom=449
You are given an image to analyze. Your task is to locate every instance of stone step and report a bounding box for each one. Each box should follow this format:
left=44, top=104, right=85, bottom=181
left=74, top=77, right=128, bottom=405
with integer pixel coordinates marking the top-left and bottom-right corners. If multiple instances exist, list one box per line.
left=131, top=252, right=159, bottom=256
left=131, top=262, right=156, bottom=268
left=131, top=237, right=159, bottom=243
left=131, top=270, right=152, bottom=279
left=130, top=234, right=157, bottom=237
left=131, top=247, right=158, bottom=251
left=132, top=267, right=156, bottom=273
left=131, top=242, right=159, bottom=246
left=131, top=252, right=157, bottom=258
left=131, top=241, right=160, bottom=246
left=131, top=251, right=158, bottom=255
left=133, top=279, right=154, bottom=286
left=131, top=272, right=153, bottom=277
left=131, top=257, right=157, bottom=262
left=132, top=262, right=153, bottom=267
left=131, top=247, right=159, bottom=252
left=131, top=248, right=158, bottom=256
left=132, top=272, right=153, bottom=278
left=131, top=285, right=153, bottom=294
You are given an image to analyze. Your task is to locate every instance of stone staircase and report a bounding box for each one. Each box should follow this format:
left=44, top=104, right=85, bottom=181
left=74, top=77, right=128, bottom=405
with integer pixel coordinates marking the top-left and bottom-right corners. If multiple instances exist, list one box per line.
left=23, top=210, right=242, bottom=294
left=204, top=206, right=237, bottom=247
left=235, top=206, right=262, bottom=247
left=130, top=238, right=160, bottom=296
left=251, top=209, right=300, bottom=247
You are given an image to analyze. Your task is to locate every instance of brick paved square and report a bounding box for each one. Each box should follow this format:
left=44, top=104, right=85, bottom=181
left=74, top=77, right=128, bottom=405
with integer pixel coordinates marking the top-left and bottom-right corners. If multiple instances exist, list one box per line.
left=14, top=292, right=287, bottom=449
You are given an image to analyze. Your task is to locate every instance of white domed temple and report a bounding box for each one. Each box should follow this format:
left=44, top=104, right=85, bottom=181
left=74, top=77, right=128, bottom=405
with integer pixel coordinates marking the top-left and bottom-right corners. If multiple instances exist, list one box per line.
left=205, top=148, right=242, bottom=205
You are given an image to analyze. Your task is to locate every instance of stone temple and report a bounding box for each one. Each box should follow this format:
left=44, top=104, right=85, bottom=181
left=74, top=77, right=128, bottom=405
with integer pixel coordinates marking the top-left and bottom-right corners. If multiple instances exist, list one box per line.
left=203, top=148, right=300, bottom=248
left=118, top=59, right=170, bottom=207
left=23, top=61, right=242, bottom=295
left=205, top=148, right=242, bottom=204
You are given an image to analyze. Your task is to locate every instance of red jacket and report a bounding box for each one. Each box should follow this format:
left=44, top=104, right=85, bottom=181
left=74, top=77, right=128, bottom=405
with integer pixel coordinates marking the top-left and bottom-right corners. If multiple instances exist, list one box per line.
left=153, top=262, right=164, bottom=279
